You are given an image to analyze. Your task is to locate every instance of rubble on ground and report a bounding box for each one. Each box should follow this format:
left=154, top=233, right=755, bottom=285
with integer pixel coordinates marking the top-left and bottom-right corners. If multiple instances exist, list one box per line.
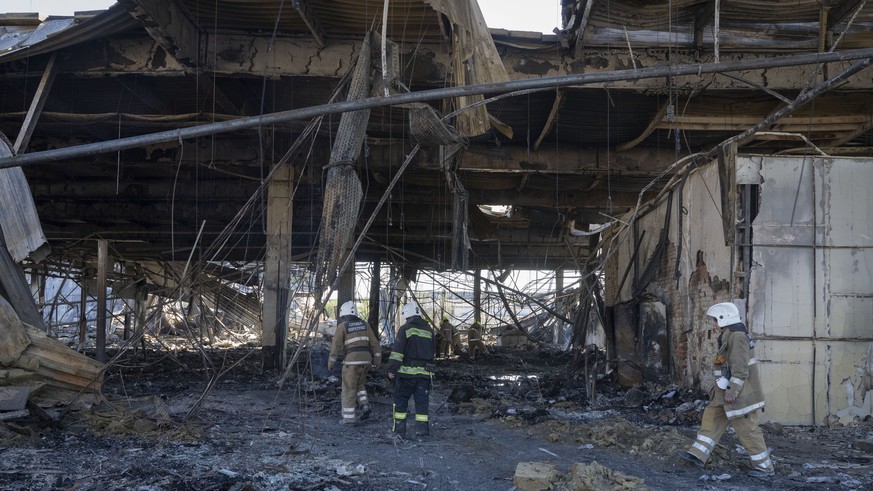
left=2, top=339, right=873, bottom=490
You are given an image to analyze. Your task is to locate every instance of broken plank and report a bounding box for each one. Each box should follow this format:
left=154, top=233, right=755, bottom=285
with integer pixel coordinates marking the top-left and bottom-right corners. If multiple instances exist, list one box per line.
left=16, top=354, right=101, bottom=391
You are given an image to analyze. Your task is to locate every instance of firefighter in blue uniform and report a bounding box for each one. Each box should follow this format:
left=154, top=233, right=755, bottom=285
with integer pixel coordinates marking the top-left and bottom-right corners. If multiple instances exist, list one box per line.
left=387, top=302, right=435, bottom=438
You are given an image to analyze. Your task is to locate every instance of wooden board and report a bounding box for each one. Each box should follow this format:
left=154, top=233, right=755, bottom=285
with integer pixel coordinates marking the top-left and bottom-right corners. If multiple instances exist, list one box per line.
left=4, top=324, right=106, bottom=393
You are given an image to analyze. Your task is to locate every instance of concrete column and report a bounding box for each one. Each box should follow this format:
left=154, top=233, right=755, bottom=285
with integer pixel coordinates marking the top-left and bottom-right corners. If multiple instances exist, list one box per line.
left=262, top=165, right=293, bottom=370
left=78, top=269, right=87, bottom=350
left=96, top=239, right=108, bottom=362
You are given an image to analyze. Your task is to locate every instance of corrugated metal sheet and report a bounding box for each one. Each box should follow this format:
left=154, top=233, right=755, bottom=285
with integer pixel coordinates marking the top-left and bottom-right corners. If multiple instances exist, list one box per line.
left=566, top=0, right=873, bottom=49
left=0, top=6, right=138, bottom=62
left=179, top=0, right=445, bottom=41
left=0, top=138, right=47, bottom=262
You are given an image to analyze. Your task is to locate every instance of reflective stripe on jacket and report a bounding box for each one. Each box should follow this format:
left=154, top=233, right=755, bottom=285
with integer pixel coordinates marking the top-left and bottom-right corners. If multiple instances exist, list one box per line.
left=329, top=316, right=381, bottom=366
left=387, top=316, right=434, bottom=378
left=711, top=326, right=765, bottom=419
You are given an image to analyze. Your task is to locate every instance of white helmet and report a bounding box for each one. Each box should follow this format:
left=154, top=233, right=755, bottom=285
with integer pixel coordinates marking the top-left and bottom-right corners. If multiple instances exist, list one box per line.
left=401, top=302, right=421, bottom=320
left=339, top=301, right=357, bottom=318
left=706, top=302, right=741, bottom=327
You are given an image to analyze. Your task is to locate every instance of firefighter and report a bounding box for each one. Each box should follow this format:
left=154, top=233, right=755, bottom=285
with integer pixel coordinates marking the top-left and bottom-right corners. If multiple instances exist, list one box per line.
left=328, top=301, right=381, bottom=425
left=467, top=321, right=488, bottom=360
left=438, top=317, right=454, bottom=358
left=387, top=302, right=435, bottom=438
left=677, top=302, right=775, bottom=479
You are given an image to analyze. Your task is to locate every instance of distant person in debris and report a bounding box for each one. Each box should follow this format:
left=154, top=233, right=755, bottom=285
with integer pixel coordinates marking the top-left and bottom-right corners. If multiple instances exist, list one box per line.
left=438, top=317, right=454, bottom=358
left=677, top=302, right=775, bottom=479
left=387, top=302, right=435, bottom=438
left=451, top=323, right=464, bottom=356
left=467, top=321, right=488, bottom=360
left=328, top=301, right=381, bottom=425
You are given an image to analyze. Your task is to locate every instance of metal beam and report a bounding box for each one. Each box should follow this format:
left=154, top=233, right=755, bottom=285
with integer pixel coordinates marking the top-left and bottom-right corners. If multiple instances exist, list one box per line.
left=13, top=52, right=58, bottom=154
left=2, top=48, right=872, bottom=169
left=39, top=33, right=873, bottom=92
left=532, top=89, right=564, bottom=151
left=616, top=102, right=671, bottom=152
left=573, top=0, right=597, bottom=57
left=293, top=0, right=327, bottom=48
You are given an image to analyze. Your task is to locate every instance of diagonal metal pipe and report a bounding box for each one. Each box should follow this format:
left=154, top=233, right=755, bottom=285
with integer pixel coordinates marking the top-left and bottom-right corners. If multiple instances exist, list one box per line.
left=1, top=48, right=872, bottom=169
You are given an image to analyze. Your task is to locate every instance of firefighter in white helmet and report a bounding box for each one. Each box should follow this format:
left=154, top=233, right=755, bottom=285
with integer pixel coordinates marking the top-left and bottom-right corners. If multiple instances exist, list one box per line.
left=677, top=302, right=775, bottom=479
left=387, top=302, right=435, bottom=438
left=328, top=301, right=381, bottom=425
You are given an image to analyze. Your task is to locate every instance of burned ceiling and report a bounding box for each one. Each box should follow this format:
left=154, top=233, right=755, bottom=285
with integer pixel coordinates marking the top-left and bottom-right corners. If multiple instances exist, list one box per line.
left=0, top=0, right=872, bottom=272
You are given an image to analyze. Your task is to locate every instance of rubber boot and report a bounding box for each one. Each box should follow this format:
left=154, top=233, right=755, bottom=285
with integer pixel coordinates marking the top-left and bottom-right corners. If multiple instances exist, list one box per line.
left=392, top=418, right=406, bottom=437
left=414, top=421, right=429, bottom=438
left=360, top=404, right=372, bottom=420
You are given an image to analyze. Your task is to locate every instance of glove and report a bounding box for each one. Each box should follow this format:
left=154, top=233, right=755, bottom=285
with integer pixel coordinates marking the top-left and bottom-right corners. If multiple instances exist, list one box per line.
left=725, top=387, right=739, bottom=403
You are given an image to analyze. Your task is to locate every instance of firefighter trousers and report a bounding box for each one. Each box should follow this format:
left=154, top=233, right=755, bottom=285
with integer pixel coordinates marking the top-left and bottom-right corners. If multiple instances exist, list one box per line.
left=687, top=405, right=774, bottom=472
left=341, top=364, right=369, bottom=421
left=392, top=376, right=430, bottom=424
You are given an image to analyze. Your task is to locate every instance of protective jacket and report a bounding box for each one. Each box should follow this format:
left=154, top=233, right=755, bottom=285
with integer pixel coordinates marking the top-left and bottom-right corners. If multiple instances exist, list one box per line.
left=388, top=316, right=434, bottom=378
left=439, top=320, right=454, bottom=343
left=710, top=323, right=765, bottom=419
left=329, top=315, right=381, bottom=368
left=467, top=322, right=483, bottom=343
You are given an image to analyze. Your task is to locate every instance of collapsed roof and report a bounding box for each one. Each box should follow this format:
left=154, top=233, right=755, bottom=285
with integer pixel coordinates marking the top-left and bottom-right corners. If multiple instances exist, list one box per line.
left=0, top=0, right=871, bottom=273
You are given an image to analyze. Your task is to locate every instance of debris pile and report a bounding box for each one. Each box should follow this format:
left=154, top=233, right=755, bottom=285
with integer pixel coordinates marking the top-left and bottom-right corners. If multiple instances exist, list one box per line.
left=513, top=460, right=647, bottom=491
left=1, top=296, right=103, bottom=423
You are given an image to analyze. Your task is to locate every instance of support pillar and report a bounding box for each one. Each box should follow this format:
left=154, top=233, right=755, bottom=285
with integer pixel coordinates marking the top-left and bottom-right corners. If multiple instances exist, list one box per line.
left=554, top=269, right=565, bottom=346
left=78, top=269, right=88, bottom=350
left=134, top=282, right=147, bottom=350
left=473, top=268, right=482, bottom=324
left=96, top=239, right=108, bottom=362
left=262, top=165, right=293, bottom=371
left=368, top=259, right=381, bottom=335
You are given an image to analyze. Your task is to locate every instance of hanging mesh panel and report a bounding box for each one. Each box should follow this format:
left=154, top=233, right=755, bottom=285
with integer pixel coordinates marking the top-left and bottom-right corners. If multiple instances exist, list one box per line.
left=450, top=173, right=470, bottom=270
left=313, top=34, right=372, bottom=289
left=407, top=102, right=462, bottom=147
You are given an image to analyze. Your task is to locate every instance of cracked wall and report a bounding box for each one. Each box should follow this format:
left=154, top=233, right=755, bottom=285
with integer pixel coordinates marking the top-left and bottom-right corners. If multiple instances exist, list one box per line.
left=606, top=156, right=873, bottom=425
